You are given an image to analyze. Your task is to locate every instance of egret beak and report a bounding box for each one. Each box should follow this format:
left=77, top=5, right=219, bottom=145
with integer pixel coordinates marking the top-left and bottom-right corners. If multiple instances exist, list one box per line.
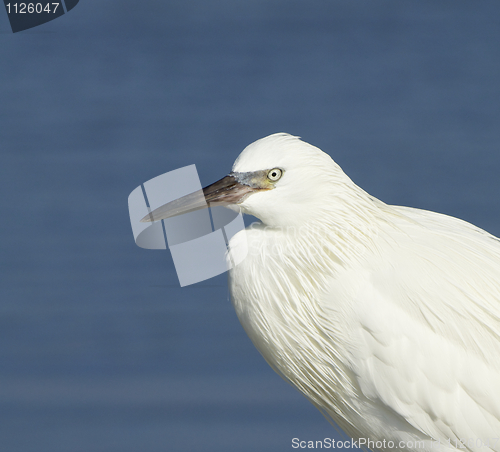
left=140, top=172, right=267, bottom=223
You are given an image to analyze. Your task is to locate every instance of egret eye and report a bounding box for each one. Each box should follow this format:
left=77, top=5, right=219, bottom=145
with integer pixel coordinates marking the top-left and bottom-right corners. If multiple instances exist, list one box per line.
left=267, top=168, right=283, bottom=182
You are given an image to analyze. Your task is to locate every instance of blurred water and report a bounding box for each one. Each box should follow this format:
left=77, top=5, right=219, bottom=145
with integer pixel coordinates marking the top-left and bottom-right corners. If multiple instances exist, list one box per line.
left=1, top=1, right=500, bottom=451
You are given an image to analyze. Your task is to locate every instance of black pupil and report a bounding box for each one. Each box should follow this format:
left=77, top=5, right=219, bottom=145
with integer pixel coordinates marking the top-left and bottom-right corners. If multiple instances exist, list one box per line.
left=272, top=171, right=277, bottom=177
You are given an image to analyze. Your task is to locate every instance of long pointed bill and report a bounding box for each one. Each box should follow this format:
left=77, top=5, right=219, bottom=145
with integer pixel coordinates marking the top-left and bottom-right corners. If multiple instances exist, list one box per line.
left=140, top=173, right=266, bottom=222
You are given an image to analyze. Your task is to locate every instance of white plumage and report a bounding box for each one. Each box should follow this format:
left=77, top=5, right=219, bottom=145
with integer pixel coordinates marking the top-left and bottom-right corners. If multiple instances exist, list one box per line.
left=226, top=133, right=500, bottom=452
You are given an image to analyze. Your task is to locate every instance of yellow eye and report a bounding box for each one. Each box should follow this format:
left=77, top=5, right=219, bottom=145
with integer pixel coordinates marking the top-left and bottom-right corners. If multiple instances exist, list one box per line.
left=267, top=168, right=283, bottom=182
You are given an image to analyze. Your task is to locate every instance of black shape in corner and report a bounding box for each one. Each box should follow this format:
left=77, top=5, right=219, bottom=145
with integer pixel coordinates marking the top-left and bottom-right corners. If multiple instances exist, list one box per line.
left=63, top=0, right=79, bottom=12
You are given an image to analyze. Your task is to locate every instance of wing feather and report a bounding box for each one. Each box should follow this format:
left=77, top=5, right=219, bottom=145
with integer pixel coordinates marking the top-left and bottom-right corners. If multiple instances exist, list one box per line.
left=323, top=206, right=500, bottom=449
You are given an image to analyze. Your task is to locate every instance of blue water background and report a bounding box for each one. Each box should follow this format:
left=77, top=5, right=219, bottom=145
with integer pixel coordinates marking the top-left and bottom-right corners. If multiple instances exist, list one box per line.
left=1, top=1, right=500, bottom=451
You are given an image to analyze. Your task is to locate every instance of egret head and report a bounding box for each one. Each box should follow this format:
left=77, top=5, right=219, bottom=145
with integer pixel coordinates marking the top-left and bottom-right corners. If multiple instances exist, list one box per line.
left=142, top=133, right=356, bottom=228
left=227, top=133, right=351, bottom=227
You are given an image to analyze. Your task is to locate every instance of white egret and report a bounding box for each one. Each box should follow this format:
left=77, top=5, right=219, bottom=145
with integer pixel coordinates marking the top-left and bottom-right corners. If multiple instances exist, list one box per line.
left=145, top=133, right=500, bottom=452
